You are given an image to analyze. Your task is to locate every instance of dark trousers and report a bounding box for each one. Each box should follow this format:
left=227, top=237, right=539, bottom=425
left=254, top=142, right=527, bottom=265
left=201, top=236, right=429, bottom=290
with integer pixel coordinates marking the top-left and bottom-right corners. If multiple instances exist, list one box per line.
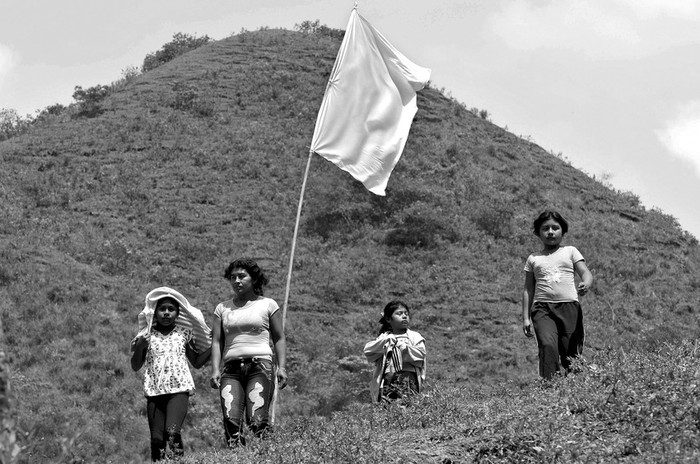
left=146, top=392, right=188, bottom=461
left=219, top=358, right=274, bottom=446
left=531, top=301, right=584, bottom=380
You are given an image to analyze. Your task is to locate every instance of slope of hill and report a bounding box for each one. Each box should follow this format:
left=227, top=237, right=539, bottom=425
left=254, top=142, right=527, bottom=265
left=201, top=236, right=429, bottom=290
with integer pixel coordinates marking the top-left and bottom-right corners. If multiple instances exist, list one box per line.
left=1, top=26, right=699, bottom=462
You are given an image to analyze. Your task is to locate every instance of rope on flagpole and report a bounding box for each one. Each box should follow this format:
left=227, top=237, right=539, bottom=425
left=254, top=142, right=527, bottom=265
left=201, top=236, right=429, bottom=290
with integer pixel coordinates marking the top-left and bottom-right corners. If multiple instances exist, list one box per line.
left=271, top=149, right=314, bottom=425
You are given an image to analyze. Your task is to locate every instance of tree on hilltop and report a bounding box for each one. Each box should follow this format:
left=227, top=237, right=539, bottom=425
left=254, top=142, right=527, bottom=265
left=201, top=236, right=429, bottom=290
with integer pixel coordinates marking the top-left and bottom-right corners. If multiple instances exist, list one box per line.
left=142, top=32, right=212, bottom=73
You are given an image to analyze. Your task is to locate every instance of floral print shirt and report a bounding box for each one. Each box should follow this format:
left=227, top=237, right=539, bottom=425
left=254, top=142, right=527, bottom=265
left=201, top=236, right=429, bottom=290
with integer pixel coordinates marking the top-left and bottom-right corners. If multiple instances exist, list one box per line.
left=143, top=326, right=195, bottom=397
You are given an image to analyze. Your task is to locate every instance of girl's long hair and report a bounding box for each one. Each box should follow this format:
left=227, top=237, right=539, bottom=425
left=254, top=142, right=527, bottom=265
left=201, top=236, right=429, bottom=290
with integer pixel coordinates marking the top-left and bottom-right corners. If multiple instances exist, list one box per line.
left=378, top=300, right=409, bottom=335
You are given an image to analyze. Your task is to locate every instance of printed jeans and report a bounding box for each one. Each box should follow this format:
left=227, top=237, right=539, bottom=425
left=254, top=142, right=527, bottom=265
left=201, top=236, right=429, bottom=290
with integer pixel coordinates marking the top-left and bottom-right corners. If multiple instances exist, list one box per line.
left=219, top=358, right=274, bottom=445
left=531, top=301, right=584, bottom=379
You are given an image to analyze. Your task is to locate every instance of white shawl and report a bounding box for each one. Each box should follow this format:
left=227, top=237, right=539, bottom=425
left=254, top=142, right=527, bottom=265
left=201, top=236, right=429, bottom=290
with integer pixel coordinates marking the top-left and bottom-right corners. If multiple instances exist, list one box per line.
left=135, top=287, right=212, bottom=353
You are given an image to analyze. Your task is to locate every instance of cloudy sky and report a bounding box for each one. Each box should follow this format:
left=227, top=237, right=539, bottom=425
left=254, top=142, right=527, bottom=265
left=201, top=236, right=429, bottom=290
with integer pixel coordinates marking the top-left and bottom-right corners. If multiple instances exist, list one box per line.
left=2, top=0, right=699, bottom=237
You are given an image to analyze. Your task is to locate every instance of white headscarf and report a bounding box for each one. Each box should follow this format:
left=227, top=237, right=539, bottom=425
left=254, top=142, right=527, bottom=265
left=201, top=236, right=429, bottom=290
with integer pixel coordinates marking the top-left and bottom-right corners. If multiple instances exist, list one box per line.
left=136, top=287, right=212, bottom=352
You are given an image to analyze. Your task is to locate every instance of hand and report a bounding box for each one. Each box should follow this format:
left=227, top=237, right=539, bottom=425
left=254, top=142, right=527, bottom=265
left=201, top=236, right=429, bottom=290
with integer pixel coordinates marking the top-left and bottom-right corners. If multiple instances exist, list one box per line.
left=130, top=334, right=149, bottom=352
left=210, top=373, right=221, bottom=389
left=577, top=282, right=589, bottom=296
left=277, top=367, right=288, bottom=389
left=523, top=320, right=534, bottom=338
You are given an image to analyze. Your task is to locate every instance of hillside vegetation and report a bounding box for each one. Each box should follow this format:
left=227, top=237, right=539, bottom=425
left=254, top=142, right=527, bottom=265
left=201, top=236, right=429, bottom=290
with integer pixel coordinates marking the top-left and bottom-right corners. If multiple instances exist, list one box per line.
left=1, top=26, right=699, bottom=463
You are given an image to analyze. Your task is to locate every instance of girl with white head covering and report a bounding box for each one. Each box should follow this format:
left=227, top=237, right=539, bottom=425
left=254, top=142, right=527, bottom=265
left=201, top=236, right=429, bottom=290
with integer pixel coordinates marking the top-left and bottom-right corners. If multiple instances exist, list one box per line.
left=130, top=287, right=211, bottom=461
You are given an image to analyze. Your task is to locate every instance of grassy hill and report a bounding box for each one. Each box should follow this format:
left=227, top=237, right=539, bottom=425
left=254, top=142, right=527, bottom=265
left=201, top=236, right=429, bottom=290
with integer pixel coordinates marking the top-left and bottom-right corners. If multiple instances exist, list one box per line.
left=1, top=26, right=699, bottom=463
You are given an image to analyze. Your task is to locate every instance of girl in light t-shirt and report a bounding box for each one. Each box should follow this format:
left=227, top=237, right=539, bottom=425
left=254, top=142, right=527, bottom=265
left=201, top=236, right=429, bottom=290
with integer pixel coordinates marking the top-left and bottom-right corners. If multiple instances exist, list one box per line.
left=522, top=211, right=593, bottom=379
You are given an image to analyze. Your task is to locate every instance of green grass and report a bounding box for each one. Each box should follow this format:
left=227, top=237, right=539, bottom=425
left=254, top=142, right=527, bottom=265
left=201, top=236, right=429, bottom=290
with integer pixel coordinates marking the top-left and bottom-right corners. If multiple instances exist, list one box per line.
left=1, top=26, right=699, bottom=463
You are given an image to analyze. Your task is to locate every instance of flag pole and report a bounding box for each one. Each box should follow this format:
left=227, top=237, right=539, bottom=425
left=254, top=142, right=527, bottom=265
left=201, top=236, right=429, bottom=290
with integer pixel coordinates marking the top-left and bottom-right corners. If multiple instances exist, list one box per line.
left=271, top=148, right=313, bottom=424
left=282, top=149, right=314, bottom=329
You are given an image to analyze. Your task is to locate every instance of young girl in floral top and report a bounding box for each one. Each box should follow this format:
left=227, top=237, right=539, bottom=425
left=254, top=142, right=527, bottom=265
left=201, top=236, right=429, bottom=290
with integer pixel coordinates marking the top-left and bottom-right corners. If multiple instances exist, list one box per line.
left=131, top=294, right=210, bottom=461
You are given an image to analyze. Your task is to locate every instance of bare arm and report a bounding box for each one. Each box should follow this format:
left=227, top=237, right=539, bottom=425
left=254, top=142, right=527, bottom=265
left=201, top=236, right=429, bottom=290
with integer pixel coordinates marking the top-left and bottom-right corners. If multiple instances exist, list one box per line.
left=130, top=334, right=149, bottom=371
left=209, top=318, right=222, bottom=388
left=186, top=342, right=211, bottom=369
left=574, top=260, right=593, bottom=296
left=270, top=310, right=287, bottom=389
left=522, top=271, right=535, bottom=338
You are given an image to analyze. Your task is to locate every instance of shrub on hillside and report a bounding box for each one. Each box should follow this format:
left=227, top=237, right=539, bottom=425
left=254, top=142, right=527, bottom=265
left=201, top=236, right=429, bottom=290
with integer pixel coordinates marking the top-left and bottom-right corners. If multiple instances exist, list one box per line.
left=110, top=65, right=141, bottom=90
left=142, top=32, right=212, bottom=72
left=33, top=104, right=67, bottom=123
left=294, top=20, right=344, bottom=41
left=0, top=266, right=12, bottom=287
left=72, top=85, right=110, bottom=118
left=305, top=203, right=385, bottom=241
left=470, top=107, right=491, bottom=121
left=0, top=108, right=31, bottom=141
left=472, top=202, right=514, bottom=239
left=170, top=81, right=215, bottom=117
left=377, top=185, right=443, bottom=218
left=385, top=203, right=460, bottom=248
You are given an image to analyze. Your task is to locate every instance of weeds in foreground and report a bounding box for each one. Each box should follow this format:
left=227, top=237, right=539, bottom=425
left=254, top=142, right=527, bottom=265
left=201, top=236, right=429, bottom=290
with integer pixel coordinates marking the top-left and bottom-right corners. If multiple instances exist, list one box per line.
left=106, top=340, right=700, bottom=463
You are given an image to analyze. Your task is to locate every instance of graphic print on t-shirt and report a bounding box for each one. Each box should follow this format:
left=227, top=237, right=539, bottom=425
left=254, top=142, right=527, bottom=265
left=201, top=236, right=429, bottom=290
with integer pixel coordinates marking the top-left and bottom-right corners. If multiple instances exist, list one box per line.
left=541, top=264, right=562, bottom=284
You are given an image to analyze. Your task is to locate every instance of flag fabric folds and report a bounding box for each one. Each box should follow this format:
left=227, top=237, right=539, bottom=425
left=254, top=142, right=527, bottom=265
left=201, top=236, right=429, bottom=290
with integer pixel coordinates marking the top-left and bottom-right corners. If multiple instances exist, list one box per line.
left=309, top=9, right=431, bottom=196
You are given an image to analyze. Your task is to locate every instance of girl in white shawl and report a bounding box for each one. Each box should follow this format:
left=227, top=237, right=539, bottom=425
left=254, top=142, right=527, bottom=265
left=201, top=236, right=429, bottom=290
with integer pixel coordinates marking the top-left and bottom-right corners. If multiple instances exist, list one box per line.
left=363, top=300, right=426, bottom=403
left=130, top=287, right=211, bottom=461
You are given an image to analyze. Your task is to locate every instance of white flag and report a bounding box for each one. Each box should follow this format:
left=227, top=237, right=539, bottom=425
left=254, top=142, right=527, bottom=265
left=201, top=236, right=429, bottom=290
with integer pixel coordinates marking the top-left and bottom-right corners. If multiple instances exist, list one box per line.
left=310, top=9, right=431, bottom=196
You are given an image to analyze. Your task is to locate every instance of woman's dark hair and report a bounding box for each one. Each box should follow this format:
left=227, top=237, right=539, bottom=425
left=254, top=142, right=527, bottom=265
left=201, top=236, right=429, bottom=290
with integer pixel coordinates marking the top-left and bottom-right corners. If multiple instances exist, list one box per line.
left=533, top=210, right=569, bottom=236
left=378, top=300, right=409, bottom=335
left=224, top=258, right=269, bottom=296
